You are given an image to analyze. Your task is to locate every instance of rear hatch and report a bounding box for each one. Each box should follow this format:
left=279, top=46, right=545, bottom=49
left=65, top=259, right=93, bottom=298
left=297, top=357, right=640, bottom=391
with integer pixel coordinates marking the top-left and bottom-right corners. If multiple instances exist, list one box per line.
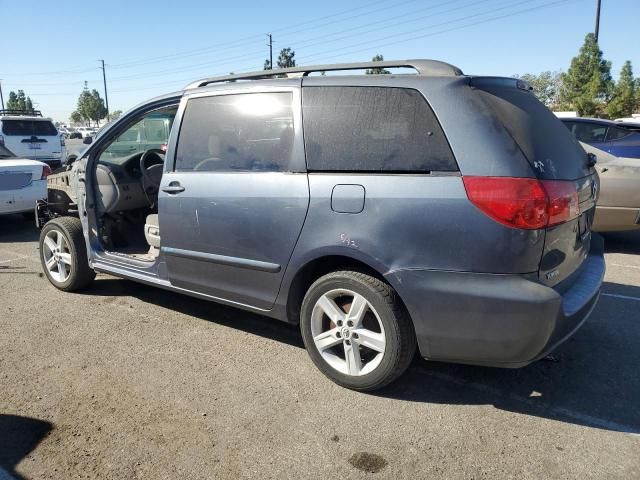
left=0, top=118, right=63, bottom=168
left=471, top=77, right=598, bottom=287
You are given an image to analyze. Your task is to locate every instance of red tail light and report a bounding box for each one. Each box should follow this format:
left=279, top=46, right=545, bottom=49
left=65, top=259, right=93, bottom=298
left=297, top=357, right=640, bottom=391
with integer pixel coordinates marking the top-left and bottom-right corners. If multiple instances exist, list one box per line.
left=41, top=165, right=52, bottom=179
left=463, top=177, right=580, bottom=230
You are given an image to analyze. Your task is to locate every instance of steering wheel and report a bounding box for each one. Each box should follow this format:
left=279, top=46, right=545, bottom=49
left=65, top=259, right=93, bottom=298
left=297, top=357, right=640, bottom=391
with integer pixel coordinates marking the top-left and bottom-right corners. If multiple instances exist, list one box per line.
left=139, top=149, right=165, bottom=196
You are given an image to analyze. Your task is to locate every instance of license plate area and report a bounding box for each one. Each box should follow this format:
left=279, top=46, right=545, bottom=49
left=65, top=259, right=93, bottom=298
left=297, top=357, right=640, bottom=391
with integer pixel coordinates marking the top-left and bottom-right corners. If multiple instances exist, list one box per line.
left=29, top=143, right=42, bottom=150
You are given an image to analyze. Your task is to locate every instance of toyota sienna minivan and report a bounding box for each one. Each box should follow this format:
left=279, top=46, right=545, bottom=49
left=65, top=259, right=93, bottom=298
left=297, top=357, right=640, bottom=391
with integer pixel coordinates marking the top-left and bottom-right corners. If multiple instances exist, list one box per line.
left=37, top=60, right=604, bottom=391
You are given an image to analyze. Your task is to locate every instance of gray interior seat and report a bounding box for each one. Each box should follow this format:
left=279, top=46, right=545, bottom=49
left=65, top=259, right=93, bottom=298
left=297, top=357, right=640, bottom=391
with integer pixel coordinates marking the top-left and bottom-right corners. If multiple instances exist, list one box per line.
left=144, top=214, right=160, bottom=248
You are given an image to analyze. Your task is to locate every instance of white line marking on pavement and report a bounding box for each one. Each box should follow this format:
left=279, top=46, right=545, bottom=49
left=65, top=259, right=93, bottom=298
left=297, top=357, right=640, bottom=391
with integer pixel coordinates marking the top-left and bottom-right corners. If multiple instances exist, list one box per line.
left=610, top=263, right=640, bottom=270
left=602, top=293, right=640, bottom=302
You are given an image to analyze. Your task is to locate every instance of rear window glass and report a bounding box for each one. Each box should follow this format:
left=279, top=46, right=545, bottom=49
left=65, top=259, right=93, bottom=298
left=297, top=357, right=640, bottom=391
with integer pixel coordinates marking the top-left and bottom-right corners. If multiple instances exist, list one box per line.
left=475, top=85, right=589, bottom=180
left=302, top=87, right=457, bottom=172
left=1, top=120, right=58, bottom=136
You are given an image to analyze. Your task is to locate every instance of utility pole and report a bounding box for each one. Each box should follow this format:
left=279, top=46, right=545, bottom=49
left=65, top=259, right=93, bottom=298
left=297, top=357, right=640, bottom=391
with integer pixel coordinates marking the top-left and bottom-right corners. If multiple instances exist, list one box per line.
left=0, top=79, right=4, bottom=110
left=99, top=59, right=110, bottom=121
left=594, top=0, right=601, bottom=42
left=267, top=34, right=273, bottom=69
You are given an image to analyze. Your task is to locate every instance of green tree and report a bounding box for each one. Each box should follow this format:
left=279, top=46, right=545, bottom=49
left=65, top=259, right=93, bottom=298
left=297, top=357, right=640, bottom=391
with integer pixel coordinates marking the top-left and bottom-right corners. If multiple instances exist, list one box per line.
left=76, top=88, right=107, bottom=126
left=515, top=71, right=563, bottom=108
left=70, top=111, right=83, bottom=124
left=366, top=54, right=391, bottom=75
left=276, top=48, right=295, bottom=69
left=607, top=61, right=636, bottom=119
left=559, top=33, right=613, bottom=116
left=6, top=90, right=34, bottom=111
left=263, top=59, right=271, bottom=70
left=110, top=110, right=123, bottom=120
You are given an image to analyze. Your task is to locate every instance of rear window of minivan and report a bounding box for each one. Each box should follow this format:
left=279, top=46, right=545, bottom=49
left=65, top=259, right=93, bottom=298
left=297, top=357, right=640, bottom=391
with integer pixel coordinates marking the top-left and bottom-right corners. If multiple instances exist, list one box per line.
left=2, top=120, right=58, bottom=136
left=472, top=79, right=589, bottom=180
left=302, top=86, right=457, bottom=173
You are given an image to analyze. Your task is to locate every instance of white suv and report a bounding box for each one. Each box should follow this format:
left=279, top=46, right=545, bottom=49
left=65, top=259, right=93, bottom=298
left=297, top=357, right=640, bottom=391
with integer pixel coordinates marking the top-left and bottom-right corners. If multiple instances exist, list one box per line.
left=0, top=111, right=66, bottom=169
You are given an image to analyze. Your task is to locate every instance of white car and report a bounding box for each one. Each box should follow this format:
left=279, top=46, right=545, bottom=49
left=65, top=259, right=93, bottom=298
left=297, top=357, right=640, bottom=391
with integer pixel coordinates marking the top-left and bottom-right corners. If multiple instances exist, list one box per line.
left=0, top=144, right=50, bottom=216
left=0, top=112, right=65, bottom=169
left=75, top=127, right=96, bottom=139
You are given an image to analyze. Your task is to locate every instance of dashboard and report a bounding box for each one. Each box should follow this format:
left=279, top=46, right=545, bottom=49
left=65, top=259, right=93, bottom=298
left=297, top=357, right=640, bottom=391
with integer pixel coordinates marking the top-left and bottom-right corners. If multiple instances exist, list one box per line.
left=95, top=151, right=164, bottom=214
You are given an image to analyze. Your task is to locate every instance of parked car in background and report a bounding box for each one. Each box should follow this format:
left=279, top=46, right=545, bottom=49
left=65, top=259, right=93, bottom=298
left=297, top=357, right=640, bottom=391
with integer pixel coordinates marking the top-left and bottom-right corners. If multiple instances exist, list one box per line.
left=561, top=117, right=640, bottom=159
left=69, top=130, right=83, bottom=139
left=0, top=143, right=50, bottom=217
left=580, top=142, right=640, bottom=232
left=75, top=127, right=95, bottom=138
left=38, top=60, right=604, bottom=391
left=0, top=110, right=66, bottom=169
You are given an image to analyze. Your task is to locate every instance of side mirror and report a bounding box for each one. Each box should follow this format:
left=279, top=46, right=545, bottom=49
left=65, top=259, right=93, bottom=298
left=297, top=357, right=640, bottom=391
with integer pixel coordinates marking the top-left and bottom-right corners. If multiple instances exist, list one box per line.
left=83, top=136, right=93, bottom=145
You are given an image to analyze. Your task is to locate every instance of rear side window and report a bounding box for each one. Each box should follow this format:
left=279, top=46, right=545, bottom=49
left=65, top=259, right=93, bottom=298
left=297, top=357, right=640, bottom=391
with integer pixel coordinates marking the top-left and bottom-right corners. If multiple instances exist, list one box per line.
left=176, top=92, right=294, bottom=172
left=2, top=120, right=58, bottom=136
left=606, top=126, right=631, bottom=141
left=572, top=122, right=606, bottom=143
left=302, top=87, right=456, bottom=172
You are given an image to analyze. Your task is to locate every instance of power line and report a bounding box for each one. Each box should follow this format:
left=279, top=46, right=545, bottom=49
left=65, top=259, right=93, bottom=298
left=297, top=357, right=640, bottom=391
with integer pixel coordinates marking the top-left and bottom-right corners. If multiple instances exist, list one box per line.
left=9, top=0, right=580, bottom=99
left=298, top=0, right=578, bottom=64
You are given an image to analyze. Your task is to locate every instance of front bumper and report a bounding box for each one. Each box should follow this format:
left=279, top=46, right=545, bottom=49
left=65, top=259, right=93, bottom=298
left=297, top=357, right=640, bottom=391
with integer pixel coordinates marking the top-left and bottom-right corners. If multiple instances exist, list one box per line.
left=386, top=235, right=605, bottom=367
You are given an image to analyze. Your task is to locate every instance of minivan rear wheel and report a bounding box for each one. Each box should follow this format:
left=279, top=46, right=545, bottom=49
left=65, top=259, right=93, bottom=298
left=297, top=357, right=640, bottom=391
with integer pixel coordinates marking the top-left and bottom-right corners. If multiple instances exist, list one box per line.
left=39, top=217, right=95, bottom=291
left=300, top=271, right=416, bottom=391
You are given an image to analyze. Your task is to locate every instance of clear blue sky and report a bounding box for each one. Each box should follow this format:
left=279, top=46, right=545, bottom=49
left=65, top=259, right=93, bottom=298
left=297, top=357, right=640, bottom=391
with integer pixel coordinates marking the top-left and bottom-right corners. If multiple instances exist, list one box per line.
left=0, top=0, right=638, bottom=122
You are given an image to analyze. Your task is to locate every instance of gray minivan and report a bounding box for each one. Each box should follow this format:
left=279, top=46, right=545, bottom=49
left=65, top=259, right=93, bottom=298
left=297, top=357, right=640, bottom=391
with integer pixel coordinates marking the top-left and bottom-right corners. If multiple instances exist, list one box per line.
left=38, top=60, right=604, bottom=391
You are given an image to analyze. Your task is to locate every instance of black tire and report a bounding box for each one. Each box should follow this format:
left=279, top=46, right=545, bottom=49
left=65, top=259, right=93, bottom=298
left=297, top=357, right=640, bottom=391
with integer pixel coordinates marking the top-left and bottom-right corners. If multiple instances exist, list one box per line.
left=300, top=271, right=416, bottom=391
left=39, top=216, right=95, bottom=291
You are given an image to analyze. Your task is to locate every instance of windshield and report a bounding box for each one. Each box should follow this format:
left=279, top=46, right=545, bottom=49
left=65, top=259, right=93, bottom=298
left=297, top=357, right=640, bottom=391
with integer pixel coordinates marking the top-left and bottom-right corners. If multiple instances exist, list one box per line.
left=0, top=144, right=16, bottom=158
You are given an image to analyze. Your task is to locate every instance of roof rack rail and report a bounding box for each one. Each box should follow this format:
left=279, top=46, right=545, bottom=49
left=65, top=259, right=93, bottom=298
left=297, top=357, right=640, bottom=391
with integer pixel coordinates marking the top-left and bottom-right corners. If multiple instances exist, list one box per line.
left=185, top=59, right=463, bottom=90
left=0, top=109, right=43, bottom=117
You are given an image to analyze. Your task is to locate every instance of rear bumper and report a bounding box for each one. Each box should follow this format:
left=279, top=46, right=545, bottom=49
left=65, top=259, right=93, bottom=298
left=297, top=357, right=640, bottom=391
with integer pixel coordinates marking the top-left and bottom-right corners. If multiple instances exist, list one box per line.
left=386, top=235, right=605, bottom=367
left=0, top=180, right=47, bottom=215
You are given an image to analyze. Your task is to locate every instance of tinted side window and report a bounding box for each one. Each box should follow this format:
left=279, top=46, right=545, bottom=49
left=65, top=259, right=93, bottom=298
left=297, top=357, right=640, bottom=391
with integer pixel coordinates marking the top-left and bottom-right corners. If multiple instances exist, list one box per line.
left=176, top=92, right=294, bottom=172
left=572, top=122, right=606, bottom=143
left=302, top=87, right=456, bottom=172
left=606, top=126, right=631, bottom=141
left=2, top=120, right=57, bottom=136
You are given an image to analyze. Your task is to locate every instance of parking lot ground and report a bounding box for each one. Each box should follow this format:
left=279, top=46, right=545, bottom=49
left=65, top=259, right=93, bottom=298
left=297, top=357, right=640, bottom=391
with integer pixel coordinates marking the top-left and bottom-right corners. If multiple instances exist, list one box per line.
left=0, top=215, right=639, bottom=479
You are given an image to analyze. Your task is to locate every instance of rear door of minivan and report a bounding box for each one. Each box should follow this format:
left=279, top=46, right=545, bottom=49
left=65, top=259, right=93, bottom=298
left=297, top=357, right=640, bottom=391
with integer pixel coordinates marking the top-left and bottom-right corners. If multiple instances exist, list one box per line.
left=471, top=78, right=598, bottom=287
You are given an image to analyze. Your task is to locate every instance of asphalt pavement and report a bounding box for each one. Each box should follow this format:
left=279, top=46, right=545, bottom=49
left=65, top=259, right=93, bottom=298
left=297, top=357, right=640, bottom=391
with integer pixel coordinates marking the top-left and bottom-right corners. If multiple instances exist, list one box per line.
left=0, top=215, right=638, bottom=479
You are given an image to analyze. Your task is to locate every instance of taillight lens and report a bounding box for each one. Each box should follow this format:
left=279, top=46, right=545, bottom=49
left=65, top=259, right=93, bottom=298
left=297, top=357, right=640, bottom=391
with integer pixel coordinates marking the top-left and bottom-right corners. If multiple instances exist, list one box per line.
left=41, top=165, right=52, bottom=179
left=463, top=176, right=580, bottom=230
left=60, top=135, right=65, bottom=147
left=542, top=180, right=580, bottom=226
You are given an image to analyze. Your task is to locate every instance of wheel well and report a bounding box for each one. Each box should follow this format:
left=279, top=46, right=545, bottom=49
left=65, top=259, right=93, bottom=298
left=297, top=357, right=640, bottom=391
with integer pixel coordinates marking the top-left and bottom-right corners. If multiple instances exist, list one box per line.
left=286, top=255, right=388, bottom=324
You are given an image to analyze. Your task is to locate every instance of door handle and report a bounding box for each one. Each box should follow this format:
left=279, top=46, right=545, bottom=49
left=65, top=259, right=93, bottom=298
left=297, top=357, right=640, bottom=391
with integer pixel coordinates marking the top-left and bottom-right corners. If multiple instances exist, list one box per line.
left=162, top=183, right=185, bottom=194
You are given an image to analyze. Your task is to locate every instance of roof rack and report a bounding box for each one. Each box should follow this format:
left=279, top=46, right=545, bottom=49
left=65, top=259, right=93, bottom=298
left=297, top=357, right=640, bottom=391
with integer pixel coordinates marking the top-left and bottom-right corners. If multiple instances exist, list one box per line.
left=0, top=109, right=43, bottom=117
left=185, top=59, right=463, bottom=90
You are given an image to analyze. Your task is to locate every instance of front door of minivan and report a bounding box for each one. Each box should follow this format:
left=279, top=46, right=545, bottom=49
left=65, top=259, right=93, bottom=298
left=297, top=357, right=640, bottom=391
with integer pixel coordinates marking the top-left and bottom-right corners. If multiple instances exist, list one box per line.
left=159, top=86, right=309, bottom=310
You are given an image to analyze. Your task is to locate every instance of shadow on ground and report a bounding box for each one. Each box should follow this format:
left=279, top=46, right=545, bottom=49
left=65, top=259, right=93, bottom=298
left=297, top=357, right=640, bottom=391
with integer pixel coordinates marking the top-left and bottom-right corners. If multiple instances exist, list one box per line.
left=0, top=215, right=39, bottom=244
left=82, top=274, right=639, bottom=435
left=0, top=415, right=52, bottom=480
left=602, top=230, right=640, bottom=255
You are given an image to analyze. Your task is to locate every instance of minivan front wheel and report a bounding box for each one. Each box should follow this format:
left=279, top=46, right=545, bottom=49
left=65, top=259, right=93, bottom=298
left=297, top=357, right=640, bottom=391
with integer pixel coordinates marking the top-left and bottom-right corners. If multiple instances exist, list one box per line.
left=300, top=271, right=416, bottom=391
left=39, top=217, right=95, bottom=291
